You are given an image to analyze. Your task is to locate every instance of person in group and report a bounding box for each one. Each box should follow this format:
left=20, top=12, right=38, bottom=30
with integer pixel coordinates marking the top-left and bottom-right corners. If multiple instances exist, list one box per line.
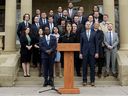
left=20, top=27, right=33, bottom=77
left=57, top=18, right=66, bottom=36
left=72, top=23, right=82, bottom=76
left=33, top=28, right=44, bottom=77
left=93, top=11, right=103, bottom=23
left=80, top=21, right=99, bottom=86
left=100, top=14, right=109, bottom=32
left=77, top=10, right=87, bottom=25
left=39, top=27, right=57, bottom=87
left=67, top=2, right=76, bottom=19
left=93, top=22, right=104, bottom=78
left=31, top=16, right=41, bottom=68
left=104, top=23, right=119, bottom=78
left=52, top=27, right=62, bottom=78
left=59, top=22, right=76, bottom=68
left=61, top=10, right=72, bottom=23
left=54, top=6, right=63, bottom=25
left=32, top=9, right=41, bottom=24
left=17, top=13, right=31, bottom=39
left=39, top=12, right=48, bottom=29
left=48, top=16, right=57, bottom=34
left=59, top=22, right=75, bottom=43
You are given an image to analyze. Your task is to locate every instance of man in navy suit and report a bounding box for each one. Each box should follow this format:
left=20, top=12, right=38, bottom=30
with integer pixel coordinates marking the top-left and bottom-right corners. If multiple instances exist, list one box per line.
left=48, top=16, right=57, bottom=34
left=31, top=16, right=41, bottom=68
left=39, top=12, right=48, bottom=30
left=17, top=13, right=31, bottom=39
left=39, top=27, right=57, bottom=87
left=54, top=6, right=63, bottom=25
left=80, top=21, right=99, bottom=86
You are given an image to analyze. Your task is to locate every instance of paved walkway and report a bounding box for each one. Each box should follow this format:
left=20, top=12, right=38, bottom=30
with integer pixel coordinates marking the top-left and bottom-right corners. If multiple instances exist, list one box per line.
left=0, top=86, right=128, bottom=96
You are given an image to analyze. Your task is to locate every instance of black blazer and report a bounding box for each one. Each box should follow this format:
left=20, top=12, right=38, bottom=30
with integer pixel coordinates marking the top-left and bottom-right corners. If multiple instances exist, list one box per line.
left=80, top=31, right=99, bottom=56
left=59, top=33, right=76, bottom=43
left=39, top=35, right=57, bottom=59
left=95, top=29, right=104, bottom=57
left=17, top=22, right=31, bottom=38
left=20, top=34, right=33, bottom=56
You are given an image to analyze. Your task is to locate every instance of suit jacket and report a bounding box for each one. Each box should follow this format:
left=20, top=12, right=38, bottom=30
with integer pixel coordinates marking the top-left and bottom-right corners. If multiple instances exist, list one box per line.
left=80, top=31, right=99, bottom=56
left=20, top=34, right=33, bottom=56
left=59, top=33, right=76, bottom=43
left=104, top=32, right=119, bottom=52
left=68, top=8, right=77, bottom=19
left=17, top=21, right=31, bottom=38
left=48, top=23, right=57, bottom=34
left=79, top=16, right=87, bottom=25
left=39, top=18, right=48, bottom=30
left=54, top=13, right=63, bottom=25
left=95, top=29, right=104, bottom=57
left=39, top=35, right=57, bottom=59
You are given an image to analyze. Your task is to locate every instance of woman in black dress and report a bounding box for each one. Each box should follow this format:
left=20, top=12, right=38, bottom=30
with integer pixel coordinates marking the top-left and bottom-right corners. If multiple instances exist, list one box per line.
left=20, top=27, right=33, bottom=77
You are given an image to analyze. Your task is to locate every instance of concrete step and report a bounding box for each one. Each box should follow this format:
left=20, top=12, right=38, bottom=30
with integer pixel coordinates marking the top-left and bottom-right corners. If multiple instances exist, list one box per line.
left=15, top=76, right=119, bottom=87
left=15, top=68, right=120, bottom=87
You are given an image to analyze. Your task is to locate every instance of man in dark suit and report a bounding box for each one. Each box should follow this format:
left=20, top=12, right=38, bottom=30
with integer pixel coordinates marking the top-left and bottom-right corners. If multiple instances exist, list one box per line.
left=48, top=16, right=57, bottom=34
left=80, top=21, right=99, bottom=86
left=93, top=11, right=103, bottom=23
left=54, top=6, right=63, bottom=25
left=39, top=27, right=57, bottom=87
left=17, top=13, right=31, bottom=39
left=39, top=12, right=48, bottom=30
left=32, top=9, right=41, bottom=24
left=77, top=10, right=87, bottom=25
left=93, top=22, right=104, bottom=78
left=61, top=10, right=72, bottom=23
left=31, top=16, right=41, bottom=68
left=67, top=2, right=77, bottom=19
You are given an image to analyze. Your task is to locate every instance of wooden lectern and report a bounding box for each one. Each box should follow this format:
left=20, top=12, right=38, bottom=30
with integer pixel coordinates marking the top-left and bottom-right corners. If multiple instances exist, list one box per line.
left=57, top=43, right=80, bottom=94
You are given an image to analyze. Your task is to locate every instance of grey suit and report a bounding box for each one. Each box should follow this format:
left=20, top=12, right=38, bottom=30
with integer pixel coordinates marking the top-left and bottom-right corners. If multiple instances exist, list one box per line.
left=104, top=32, right=119, bottom=74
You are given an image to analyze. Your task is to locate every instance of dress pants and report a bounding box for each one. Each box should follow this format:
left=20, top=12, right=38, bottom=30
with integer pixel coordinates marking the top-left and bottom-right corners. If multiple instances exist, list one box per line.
left=82, top=54, right=96, bottom=82
left=42, top=56, right=54, bottom=80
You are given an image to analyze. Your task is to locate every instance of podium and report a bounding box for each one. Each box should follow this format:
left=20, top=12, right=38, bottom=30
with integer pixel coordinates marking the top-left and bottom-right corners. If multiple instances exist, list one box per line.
left=57, top=43, right=80, bottom=94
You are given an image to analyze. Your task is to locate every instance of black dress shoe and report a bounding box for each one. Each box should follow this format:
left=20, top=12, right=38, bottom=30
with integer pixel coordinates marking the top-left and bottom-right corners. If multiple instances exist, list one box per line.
left=113, top=73, right=118, bottom=78
left=49, top=80, right=54, bottom=87
left=97, top=74, right=102, bottom=78
left=43, top=80, right=48, bottom=87
left=77, top=73, right=82, bottom=77
left=82, top=81, right=87, bottom=86
left=104, top=72, right=109, bottom=77
left=91, top=82, right=95, bottom=86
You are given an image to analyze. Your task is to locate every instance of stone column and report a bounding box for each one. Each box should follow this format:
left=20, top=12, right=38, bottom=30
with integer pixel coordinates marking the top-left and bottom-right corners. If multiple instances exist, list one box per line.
left=4, top=0, right=16, bottom=51
left=119, top=0, right=128, bottom=50
left=21, top=0, right=32, bottom=23
left=103, top=0, right=115, bottom=31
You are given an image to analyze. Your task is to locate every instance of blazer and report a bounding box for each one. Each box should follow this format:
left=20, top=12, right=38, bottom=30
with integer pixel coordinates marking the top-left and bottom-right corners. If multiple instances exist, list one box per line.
left=80, top=31, right=99, bottom=56
left=95, top=29, right=104, bottom=57
left=39, top=18, right=48, bottom=30
left=39, top=35, right=57, bottom=59
left=20, top=34, right=33, bottom=55
left=17, top=21, right=31, bottom=38
left=104, top=32, right=119, bottom=52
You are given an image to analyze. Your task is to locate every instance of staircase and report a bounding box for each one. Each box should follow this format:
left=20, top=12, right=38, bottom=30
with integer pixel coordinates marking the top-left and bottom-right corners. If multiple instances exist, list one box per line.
left=14, top=67, right=120, bottom=87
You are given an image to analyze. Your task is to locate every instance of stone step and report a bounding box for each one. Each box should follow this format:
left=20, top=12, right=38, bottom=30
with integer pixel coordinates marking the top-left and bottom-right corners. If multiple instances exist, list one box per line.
left=15, top=76, right=119, bottom=87
left=16, top=76, right=118, bottom=81
left=14, top=80, right=120, bottom=87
